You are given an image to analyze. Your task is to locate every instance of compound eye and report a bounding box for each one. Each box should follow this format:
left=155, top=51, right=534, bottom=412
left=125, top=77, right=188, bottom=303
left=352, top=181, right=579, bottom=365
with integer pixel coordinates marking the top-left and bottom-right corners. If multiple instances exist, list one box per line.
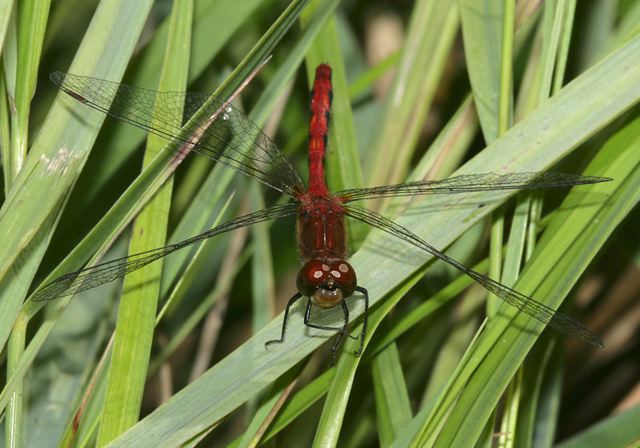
left=330, top=261, right=356, bottom=297
left=297, top=260, right=331, bottom=297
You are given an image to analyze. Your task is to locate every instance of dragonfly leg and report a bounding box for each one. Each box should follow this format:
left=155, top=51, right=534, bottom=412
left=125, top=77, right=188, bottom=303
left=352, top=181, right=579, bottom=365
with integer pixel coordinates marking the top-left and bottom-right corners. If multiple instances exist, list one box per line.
left=304, top=300, right=352, bottom=365
left=302, top=300, right=351, bottom=333
left=333, top=301, right=352, bottom=365
left=265, top=292, right=302, bottom=348
left=353, top=286, right=369, bottom=356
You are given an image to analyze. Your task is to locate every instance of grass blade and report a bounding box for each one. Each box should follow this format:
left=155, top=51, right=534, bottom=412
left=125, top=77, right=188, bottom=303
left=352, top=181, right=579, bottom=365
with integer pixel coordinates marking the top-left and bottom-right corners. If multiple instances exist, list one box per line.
left=95, top=1, right=193, bottom=444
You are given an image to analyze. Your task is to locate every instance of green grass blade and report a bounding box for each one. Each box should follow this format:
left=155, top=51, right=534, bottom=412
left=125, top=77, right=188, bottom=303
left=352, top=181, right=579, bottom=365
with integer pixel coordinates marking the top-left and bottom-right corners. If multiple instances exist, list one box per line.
left=235, top=363, right=303, bottom=448
left=606, top=0, right=640, bottom=55
left=228, top=370, right=335, bottom=447
left=95, top=1, right=193, bottom=444
left=0, top=0, right=155, bottom=355
left=459, top=0, right=508, bottom=142
left=0, top=2, right=15, bottom=191
left=408, top=95, right=478, bottom=180
left=553, top=0, right=577, bottom=94
left=500, top=4, right=578, bottom=446
left=367, top=0, right=459, bottom=188
left=537, top=0, right=565, bottom=102
left=0, top=69, right=11, bottom=193
left=497, top=3, right=564, bottom=444
left=0, top=0, right=12, bottom=53
left=512, top=339, right=560, bottom=447
left=251, top=184, right=276, bottom=333
left=8, top=0, right=51, bottom=190
left=371, top=337, right=412, bottom=446
left=427, top=113, right=640, bottom=447
left=460, top=0, right=514, bottom=318
left=347, top=52, right=400, bottom=101
left=556, top=404, right=640, bottom=448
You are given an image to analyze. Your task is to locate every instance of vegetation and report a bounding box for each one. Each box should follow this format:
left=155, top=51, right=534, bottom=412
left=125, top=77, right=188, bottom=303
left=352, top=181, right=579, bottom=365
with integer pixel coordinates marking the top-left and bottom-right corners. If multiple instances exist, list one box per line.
left=0, top=0, right=638, bottom=446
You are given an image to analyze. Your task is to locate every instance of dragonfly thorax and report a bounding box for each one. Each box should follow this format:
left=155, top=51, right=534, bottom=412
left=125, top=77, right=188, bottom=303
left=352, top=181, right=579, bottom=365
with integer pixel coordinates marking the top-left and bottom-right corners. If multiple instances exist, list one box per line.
left=296, top=195, right=348, bottom=262
left=297, top=259, right=357, bottom=308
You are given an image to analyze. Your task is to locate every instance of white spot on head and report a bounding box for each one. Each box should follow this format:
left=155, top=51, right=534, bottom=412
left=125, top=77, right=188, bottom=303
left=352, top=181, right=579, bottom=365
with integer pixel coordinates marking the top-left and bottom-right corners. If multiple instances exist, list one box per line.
left=222, top=113, right=229, bottom=120
left=331, top=270, right=340, bottom=278
left=338, top=263, right=348, bottom=273
left=225, top=106, right=233, bottom=113
left=313, top=271, right=323, bottom=279
left=321, top=264, right=330, bottom=271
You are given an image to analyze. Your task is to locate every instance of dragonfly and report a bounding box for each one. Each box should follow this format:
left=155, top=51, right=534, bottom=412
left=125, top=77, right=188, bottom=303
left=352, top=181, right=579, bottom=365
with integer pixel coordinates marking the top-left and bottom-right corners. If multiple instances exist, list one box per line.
left=34, top=63, right=609, bottom=361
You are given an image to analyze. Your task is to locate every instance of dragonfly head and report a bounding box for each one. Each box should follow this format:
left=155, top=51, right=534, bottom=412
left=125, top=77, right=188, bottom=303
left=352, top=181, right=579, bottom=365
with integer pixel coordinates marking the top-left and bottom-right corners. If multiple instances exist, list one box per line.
left=297, top=259, right=357, bottom=308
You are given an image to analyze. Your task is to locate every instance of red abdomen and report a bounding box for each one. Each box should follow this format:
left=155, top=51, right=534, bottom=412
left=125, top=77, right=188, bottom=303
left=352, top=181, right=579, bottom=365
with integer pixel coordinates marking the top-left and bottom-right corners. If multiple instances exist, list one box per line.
left=307, top=64, right=332, bottom=196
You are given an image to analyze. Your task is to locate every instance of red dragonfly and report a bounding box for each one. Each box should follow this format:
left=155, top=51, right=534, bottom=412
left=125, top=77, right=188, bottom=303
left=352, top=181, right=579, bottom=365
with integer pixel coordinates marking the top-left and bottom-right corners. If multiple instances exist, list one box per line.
left=35, top=63, right=608, bottom=360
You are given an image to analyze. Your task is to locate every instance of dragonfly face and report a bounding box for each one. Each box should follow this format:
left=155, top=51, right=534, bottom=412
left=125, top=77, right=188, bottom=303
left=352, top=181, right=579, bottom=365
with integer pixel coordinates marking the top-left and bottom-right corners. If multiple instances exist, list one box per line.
left=296, top=259, right=357, bottom=308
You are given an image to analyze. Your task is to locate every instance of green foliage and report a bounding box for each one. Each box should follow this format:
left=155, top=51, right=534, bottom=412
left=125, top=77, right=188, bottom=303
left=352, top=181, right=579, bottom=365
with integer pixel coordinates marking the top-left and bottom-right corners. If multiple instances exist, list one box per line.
left=0, top=0, right=638, bottom=447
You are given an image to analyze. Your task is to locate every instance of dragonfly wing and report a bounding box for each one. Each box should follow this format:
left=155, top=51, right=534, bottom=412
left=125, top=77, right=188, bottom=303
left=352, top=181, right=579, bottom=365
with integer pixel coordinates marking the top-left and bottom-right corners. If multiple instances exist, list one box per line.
left=337, top=172, right=611, bottom=202
left=344, top=204, right=603, bottom=347
left=50, top=72, right=304, bottom=197
left=31, top=203, right=299, bottom=302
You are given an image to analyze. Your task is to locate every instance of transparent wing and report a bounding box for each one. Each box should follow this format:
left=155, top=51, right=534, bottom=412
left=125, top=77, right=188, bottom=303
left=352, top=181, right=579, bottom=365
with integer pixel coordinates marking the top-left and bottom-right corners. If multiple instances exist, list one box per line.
left=344, top=204, right=603, bottom=347
left=337, top=172, right=611, bottom=202
left=31, top=203, right=299, bottom=302
left=50, top=72, right=304, bottom=197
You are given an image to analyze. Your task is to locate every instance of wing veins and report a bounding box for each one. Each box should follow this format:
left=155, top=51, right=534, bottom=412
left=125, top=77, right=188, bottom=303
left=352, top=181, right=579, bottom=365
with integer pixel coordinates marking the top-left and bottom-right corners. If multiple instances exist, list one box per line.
left=344, top=205, right=603, bottom=347
left=338, top=172, right=612, bottom=202
left=51, top=72, right=304, bottom=196
left=31, top=203, right=298, bottom=302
